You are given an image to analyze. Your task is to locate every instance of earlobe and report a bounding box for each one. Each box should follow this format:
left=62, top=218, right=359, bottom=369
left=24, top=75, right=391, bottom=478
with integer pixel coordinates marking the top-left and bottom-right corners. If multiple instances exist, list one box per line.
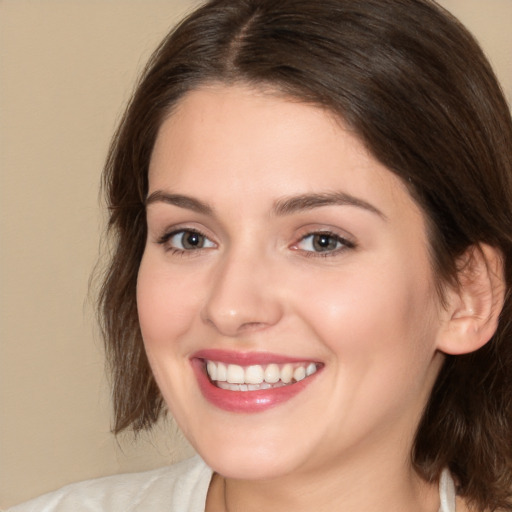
left=436, top=244, right=505, bottom=355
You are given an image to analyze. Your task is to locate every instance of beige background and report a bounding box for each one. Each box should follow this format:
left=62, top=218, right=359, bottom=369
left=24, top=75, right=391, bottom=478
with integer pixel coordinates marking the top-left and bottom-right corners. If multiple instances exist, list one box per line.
left=1, top=0, right=511, bottom=508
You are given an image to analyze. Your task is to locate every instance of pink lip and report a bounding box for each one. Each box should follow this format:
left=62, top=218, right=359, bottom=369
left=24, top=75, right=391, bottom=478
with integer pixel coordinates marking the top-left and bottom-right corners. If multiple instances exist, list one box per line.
left=190, top=350, right=322, bottom=413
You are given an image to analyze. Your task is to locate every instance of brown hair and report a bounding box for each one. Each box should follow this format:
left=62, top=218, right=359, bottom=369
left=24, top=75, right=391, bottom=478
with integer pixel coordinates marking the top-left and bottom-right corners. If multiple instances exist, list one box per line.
left=99, top=0, right=512, bottom=509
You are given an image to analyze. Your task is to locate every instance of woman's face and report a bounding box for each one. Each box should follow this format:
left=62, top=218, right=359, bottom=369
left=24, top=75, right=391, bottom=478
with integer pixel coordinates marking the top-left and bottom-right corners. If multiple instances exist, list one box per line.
left=137, top=84, right=446, bottom=480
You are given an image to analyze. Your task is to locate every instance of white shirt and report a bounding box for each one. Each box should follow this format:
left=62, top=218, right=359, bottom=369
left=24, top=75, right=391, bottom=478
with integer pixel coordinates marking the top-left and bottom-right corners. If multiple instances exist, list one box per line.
left=7, top=456, right=211, bottom=512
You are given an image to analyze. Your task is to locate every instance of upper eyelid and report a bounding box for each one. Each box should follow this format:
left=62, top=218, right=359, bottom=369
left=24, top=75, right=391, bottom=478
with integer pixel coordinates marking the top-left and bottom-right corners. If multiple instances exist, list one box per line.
left=152, top=223, right=357, bottom=249
left=295, top=225, right=356, bottom=243
left=157, top=227, right=214, bottom=244
left=147, top=214, right=222, bottom=241
left=153, top=223, right=212, bottom=239
left=298, top=229, right=352, bottom=239
left=295, top=232, right=355, bottom=249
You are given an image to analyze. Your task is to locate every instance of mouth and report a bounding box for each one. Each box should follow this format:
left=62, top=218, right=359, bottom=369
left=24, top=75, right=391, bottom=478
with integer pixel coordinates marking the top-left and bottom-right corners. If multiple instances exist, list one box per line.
left=205, top=360, right=319, bottom=391
left=191, top=350, right=323, bottom=413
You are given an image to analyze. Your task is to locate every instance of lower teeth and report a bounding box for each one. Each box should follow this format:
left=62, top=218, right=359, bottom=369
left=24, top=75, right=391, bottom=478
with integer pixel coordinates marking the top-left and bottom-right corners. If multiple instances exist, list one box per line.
left=216, top=381, right=288, bottom=392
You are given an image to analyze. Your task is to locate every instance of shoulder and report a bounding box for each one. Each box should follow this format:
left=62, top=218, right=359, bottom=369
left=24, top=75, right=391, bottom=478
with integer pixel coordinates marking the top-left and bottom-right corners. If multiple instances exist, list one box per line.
left=7, top=456, right=212, bottom=512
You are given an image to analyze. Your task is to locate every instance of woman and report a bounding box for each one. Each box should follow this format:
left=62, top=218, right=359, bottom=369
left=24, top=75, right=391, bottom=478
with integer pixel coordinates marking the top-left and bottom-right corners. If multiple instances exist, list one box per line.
left=10, top=0, right=512, bottom=511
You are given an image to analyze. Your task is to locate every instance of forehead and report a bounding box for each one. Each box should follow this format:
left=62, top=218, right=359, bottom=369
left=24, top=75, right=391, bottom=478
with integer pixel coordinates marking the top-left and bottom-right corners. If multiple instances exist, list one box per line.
left=149, top=84, right=422, bottom=223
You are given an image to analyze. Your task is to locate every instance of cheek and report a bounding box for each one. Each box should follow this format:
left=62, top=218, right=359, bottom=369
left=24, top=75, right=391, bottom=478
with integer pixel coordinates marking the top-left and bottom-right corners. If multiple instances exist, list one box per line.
left=292, top=254, right=439, bottom=368
left=135, top=252, right=206, bottom=428
left=292, top=258, right=441, bottom=435
left=136, top=252, right=200, bottom=351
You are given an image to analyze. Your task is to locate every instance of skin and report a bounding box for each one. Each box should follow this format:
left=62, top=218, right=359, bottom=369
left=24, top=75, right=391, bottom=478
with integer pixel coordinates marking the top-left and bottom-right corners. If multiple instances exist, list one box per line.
left=137, top=84, right=464, bottom=511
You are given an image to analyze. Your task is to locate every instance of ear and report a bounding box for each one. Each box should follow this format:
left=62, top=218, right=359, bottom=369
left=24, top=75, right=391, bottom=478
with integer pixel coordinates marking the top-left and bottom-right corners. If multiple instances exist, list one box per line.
left=436, top=244, right=506, bottom=355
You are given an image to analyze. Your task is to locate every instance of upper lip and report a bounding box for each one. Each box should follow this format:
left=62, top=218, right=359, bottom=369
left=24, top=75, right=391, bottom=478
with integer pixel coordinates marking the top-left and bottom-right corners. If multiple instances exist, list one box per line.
left=191, top=349, right=319, bottom=366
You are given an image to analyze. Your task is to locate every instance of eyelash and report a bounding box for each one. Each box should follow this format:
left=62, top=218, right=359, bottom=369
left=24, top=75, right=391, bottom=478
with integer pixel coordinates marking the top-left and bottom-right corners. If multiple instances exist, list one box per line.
left=157, top=228, right=216, bottom=255
left=156, top=228, right=356, bottom=257
left=293, top=231, right=356, bottom=258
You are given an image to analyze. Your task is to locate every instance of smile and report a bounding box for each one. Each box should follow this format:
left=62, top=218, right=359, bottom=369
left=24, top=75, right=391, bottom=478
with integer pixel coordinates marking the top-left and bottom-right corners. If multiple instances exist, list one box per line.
left=191, top=350, right=323, bottom=413
left=206, top=361, right=319, bottom=391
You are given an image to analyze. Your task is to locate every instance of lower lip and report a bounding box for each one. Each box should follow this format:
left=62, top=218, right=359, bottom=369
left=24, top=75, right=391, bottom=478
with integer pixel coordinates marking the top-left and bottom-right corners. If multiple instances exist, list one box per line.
left=191, top=359, right=319, bottom=413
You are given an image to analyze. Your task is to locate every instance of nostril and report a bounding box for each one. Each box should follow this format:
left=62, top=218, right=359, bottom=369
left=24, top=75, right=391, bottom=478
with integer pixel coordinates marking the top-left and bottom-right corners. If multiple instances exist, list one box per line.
left=239, top=321, right=267, bottom=332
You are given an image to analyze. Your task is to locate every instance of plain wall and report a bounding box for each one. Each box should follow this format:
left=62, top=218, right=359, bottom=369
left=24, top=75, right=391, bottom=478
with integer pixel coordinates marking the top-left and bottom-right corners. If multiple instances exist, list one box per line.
left=1, top=0, right=511, bottom=508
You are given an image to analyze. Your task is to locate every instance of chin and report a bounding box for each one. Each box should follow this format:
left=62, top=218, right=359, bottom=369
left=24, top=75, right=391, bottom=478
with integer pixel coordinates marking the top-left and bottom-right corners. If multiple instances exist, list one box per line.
left=188, top=422, right=317, bottom=481
left=203, top=449, right=299, bottom=480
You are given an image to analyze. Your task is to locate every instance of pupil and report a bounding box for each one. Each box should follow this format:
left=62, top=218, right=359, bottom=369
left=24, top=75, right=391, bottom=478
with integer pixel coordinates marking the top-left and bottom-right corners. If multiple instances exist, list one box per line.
left=313, top=234, right=336, bottom=251
left=183, top=232, right=203, bottom=249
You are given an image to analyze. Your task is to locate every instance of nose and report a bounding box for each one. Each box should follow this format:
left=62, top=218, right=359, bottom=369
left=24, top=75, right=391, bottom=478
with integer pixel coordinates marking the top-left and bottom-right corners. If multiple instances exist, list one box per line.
left=201, top=251, right=283, bottom=337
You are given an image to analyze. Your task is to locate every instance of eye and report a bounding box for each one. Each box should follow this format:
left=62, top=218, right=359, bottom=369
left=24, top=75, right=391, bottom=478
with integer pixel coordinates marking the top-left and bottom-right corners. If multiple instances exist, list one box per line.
left=295, top=232, right=354, bottom=254
left=158, top=229, right=215, bottom=251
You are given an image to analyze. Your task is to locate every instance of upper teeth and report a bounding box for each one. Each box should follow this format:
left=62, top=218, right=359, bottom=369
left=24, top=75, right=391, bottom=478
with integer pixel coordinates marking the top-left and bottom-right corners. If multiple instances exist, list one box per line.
left=206, top=361, right=318, bottom=386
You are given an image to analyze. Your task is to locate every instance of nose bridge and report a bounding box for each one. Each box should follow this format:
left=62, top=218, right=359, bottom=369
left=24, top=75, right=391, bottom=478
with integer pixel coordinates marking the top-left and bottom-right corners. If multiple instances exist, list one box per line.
left=201, top=244, right=282, bottom=336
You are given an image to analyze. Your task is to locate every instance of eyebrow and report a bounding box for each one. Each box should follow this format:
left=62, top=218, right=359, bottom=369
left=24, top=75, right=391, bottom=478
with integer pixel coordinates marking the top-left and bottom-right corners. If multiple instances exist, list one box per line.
left=145, top=190, right=386, bottom=220
left=145, top=191, right=214, bottom=215
left=272, top=191, right=386, bottom=219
